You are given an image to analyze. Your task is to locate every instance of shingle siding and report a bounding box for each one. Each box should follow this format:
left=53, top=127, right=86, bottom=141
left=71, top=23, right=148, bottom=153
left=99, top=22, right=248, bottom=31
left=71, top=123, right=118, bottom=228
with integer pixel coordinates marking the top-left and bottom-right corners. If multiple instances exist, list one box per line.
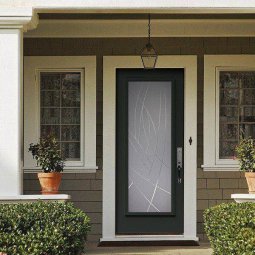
left=24, top=37, right=250, bottom=243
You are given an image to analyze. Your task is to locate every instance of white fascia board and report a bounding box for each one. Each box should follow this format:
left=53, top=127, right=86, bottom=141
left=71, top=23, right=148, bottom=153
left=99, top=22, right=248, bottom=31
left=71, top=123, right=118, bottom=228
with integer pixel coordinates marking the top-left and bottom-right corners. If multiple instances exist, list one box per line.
left=0, top=0, right=255, bottom=8
left=0, top=7, right=33, bottom=17
left=2, top=1, right=255, bottom=13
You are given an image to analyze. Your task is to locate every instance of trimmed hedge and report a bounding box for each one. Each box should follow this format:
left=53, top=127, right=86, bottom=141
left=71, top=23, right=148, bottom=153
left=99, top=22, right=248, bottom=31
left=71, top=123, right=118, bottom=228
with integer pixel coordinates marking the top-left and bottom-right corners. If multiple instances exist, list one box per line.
left=0, top=202, right=90, bottom=255
left=204, top=202, right=255, bottom=255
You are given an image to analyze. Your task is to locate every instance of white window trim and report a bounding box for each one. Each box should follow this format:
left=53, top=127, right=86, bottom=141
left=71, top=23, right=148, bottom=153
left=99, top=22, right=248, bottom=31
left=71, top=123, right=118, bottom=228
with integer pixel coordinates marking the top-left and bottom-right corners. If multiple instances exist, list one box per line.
left=203, top=55, right=255, bottom=171
left=24, top=56, right=97, bottom=173
left=102, top=55, right=197, bottom=242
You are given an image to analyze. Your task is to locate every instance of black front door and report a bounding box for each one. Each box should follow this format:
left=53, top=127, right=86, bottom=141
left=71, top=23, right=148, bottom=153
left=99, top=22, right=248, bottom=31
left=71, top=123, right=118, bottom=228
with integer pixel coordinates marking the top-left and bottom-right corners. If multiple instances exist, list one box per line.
left=116, top=68, right=184, bottom=235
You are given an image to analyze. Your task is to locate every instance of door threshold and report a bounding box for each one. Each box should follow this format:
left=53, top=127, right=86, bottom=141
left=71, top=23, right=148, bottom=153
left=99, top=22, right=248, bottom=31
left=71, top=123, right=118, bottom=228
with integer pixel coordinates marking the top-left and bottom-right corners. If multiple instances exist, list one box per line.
left=99, top=240, right=199, bottom=247
left=99, top=236, right=199, bottom=247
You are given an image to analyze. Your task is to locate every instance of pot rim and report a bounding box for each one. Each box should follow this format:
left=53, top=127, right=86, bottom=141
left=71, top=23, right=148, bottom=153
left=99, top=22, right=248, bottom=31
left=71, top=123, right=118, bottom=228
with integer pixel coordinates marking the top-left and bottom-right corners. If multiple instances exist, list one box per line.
left=38, top=172, right=63, bottom=177
left=245, top=172, right=255, bottom=176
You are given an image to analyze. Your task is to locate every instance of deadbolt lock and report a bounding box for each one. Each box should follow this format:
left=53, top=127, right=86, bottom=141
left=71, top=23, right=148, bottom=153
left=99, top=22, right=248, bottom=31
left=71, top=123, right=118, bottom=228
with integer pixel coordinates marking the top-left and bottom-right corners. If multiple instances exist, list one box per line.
left=177, top=147, right=183, bottom=184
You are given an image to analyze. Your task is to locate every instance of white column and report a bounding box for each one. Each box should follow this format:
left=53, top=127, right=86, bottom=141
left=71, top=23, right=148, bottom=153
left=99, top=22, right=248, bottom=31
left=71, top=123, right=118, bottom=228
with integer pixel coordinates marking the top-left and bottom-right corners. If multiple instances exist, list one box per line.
left=0, top=29, right=23, bottom=195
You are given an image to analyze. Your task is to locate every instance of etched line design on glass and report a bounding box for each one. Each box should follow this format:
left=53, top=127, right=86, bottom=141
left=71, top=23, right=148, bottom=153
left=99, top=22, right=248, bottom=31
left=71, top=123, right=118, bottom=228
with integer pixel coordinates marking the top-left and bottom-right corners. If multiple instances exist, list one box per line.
left=128, top=81, right=172, bottom=213
left=40, top=72, right=81, bottom=161
left=219, top=71, right=255, bottom=159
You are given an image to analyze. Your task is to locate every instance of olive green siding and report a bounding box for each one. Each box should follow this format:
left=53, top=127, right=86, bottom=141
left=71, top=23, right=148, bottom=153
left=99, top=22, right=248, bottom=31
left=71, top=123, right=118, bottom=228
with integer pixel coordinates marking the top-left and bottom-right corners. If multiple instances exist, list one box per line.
left=23, top=37, right=252, bottom=243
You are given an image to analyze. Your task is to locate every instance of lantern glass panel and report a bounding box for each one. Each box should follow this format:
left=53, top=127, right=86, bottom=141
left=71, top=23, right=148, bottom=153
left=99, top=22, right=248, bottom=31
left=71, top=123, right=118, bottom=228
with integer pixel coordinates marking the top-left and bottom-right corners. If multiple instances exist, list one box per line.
left=141, top=44, right=158, bottom=69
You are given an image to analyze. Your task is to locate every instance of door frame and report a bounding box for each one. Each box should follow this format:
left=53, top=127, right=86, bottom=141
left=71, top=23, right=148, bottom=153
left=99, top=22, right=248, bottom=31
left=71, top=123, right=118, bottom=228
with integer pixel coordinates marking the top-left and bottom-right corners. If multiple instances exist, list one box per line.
left=102, top=56, right=197, bottom=242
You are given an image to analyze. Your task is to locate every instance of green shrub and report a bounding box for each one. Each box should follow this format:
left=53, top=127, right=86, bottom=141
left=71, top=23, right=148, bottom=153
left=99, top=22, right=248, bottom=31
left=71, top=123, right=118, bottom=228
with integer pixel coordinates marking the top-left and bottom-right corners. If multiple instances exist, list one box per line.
left=204, top=202, right=255, bottom=255
left=0, top=202, right=90, bottom=255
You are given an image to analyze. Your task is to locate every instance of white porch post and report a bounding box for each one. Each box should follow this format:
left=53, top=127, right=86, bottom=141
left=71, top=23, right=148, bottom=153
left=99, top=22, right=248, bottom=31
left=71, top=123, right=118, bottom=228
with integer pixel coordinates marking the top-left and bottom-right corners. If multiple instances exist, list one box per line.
left=0, top=10, right=38, bottom=195
left=0, top=28, right=23, bottom=195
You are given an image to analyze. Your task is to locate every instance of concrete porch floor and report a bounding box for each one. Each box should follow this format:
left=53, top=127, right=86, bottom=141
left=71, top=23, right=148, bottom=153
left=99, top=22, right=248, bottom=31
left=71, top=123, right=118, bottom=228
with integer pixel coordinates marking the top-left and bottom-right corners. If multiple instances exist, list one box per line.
left=85, top=243, right=213, bottom=255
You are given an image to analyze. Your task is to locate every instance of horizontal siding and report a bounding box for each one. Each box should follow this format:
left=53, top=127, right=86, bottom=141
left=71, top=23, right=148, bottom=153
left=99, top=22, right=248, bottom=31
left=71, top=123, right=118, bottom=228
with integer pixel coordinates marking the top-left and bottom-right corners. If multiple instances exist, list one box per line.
left=24, top=37, right=251, bottom=243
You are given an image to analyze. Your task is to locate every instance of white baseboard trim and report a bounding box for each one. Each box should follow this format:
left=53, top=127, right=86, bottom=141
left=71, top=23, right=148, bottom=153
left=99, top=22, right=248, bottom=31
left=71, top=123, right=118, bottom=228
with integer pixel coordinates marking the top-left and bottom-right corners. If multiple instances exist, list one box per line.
left=100, top=235, right=199, bottom=242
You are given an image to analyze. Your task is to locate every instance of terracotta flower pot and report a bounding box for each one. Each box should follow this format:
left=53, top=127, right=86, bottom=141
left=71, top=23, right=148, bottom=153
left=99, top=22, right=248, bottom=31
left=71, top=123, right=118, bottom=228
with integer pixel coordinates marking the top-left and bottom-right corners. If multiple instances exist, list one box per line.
left=245, top=172, right=255, bottom=194
left=38, top=172, right=62, bottom=195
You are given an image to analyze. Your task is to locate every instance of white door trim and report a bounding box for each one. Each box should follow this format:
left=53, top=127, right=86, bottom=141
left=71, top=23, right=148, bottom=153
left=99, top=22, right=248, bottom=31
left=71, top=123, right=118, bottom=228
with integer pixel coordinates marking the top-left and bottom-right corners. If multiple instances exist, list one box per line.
left=102, top=56, right=197, bottom=242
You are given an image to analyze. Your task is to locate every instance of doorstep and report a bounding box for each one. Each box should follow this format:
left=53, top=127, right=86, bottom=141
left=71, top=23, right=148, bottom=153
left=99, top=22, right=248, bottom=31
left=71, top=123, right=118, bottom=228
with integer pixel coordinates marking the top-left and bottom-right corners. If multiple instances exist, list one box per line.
left=85, top=243, right=212, bottom=255
left=0, top=194, right=70, bottom=203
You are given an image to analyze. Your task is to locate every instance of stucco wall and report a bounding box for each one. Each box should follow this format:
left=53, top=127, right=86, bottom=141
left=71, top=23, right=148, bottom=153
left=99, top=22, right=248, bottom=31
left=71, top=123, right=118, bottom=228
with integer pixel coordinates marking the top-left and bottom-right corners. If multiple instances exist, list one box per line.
left=23, top=37, right=252, bottom=243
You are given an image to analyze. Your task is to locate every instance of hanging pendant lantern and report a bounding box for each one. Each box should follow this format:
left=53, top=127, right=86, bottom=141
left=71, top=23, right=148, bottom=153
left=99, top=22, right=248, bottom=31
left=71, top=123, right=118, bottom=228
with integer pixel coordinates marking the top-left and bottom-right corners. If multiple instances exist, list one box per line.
left=141, top=14, right=158, bottom=69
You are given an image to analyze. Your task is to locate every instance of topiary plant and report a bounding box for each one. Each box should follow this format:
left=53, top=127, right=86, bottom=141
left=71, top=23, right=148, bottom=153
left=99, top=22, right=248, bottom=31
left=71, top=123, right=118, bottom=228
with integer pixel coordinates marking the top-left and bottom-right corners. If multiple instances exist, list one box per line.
left=0, top=202, right=90, bottom=255
left=29, top=135, right=64, bottom=173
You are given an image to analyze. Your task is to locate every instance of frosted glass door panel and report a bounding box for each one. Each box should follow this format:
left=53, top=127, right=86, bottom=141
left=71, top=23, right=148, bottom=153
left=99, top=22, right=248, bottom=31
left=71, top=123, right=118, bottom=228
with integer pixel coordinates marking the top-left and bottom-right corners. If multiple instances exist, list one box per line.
left=128, top=81, right=172, bottom=213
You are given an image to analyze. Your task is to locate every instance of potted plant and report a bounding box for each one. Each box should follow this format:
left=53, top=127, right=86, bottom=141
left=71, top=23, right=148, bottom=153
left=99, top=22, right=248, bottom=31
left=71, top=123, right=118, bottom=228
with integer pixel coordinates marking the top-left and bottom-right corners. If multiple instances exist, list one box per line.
left=235, top=137, right=255, bottom=194
left=29, top=135, right=64, bottom=194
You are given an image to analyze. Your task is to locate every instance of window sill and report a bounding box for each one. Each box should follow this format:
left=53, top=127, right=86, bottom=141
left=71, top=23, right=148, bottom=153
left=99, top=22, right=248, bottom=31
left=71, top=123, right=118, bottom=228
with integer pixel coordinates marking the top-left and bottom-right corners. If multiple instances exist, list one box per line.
left=201, top=165, right=239, bottom=171
left=23, top=166, right=98, bottom=174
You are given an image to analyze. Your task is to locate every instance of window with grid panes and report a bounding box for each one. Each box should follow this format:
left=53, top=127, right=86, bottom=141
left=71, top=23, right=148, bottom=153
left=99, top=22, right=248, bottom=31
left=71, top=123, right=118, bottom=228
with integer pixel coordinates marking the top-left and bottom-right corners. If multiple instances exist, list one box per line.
left=219, top=71, right=255, bottom=159
left=40, top=72, right=81, bottom=161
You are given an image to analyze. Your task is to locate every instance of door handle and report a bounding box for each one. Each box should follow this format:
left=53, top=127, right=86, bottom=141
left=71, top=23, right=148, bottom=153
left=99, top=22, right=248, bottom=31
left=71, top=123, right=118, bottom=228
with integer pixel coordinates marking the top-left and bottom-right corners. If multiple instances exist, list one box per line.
left=177, top=147, right=182, bottom=184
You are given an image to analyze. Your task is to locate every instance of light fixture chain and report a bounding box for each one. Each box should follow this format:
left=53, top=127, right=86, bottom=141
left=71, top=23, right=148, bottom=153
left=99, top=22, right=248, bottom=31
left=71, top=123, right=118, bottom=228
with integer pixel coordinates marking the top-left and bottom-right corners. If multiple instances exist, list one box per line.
left=140, top=13, right=158, bottom=69
left=148, top=14, right=151, bottom=44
